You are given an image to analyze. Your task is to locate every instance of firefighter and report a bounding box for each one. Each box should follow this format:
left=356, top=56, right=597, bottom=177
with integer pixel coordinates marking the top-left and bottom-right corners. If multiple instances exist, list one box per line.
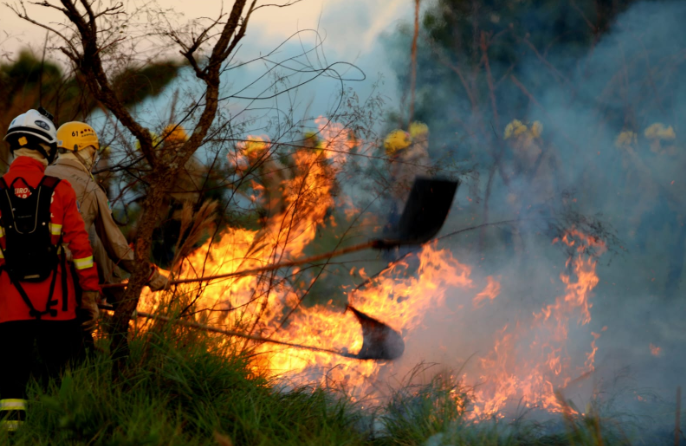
left=236, top=135, right=287, bottom=221
left=502, top=119, right=559, bottom=254
left=503, top=119, right=550, bottom=202
left=638, top=123, right=684, bottom=297
left=131, top=124, right=206, bottom=266
left=46, top=121, right=169, bottom=304
left=0, top=109, right=100, bottom=432
left=384, top=122, right=431, bottom=226
left=382, top=123, right=432, bottom=261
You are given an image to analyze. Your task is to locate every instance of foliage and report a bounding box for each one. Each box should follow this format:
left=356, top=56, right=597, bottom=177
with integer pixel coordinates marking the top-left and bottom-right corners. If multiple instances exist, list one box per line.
left=390, top=0, right=639, bottom=140
left=0, top=319, right=653, bottom=446
left=0, top=50, right=181, bottom=172
left=1, top=324, right=364, bottom=446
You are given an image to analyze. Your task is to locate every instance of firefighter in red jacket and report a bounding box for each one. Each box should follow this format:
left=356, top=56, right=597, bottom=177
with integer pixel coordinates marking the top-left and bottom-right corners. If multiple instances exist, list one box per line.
left=0, top=109, right=100, bottom=432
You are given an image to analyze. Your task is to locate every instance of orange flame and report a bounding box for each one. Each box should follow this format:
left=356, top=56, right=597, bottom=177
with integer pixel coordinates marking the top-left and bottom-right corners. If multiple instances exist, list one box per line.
left=473, top=276, right=501, bottom=308
left=138, top=118, right=605, bottom=419
left=650, top=344, right=661, bottom=357
left=468, top=229, right=604, bottom=418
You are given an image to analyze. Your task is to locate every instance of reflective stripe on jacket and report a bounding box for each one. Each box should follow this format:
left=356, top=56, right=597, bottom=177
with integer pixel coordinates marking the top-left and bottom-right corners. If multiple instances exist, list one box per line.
left=0, top=156, right=99, bottom=322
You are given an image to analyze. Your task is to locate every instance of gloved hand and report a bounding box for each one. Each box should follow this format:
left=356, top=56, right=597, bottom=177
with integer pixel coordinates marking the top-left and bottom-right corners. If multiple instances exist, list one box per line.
left=147, top=265, right=170, bottom=291
left=79, top=291, right=100, bottom=332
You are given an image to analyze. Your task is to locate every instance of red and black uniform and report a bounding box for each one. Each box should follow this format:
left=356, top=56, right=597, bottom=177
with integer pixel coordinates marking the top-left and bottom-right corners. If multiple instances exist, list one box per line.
left=0, top=157, right=99, bottom=419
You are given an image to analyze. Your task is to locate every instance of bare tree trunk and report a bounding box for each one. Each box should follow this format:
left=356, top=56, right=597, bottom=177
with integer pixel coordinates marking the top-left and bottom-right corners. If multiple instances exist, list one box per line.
left=111, top=175, right=173, bottom=364
left=478, top=32, right=503, bottom=251
left=13, top=0, right=257, bottom=373
left=408, top=0, right=421, bottom=125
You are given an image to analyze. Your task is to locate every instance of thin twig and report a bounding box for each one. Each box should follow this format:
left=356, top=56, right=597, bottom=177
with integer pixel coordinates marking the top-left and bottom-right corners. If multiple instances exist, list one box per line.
left=408, top=0, right=420, bottom=125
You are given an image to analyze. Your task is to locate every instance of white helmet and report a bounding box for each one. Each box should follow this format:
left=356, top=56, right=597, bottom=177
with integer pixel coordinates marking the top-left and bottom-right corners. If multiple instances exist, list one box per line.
left=3, top=108, right=58, bottom=163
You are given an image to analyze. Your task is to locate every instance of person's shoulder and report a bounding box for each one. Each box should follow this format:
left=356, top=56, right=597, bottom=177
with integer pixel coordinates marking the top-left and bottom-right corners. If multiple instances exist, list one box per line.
left=52, top=178, right=78, bottom=201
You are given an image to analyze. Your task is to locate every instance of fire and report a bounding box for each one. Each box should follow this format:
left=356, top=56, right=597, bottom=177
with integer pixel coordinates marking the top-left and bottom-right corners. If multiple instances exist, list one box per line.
left=472, top=276, right=501, bottom=308
left=468, top=229, right=605, bottom=418
left=137, top=117, right=606, bottom=419
left=650, top=344, right=661, bottom=357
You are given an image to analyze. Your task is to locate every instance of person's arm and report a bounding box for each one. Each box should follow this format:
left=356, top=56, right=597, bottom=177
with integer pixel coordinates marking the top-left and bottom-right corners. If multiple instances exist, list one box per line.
left=92, top=187, right=138, bottom=274
left=93, top=187, right=168, bottom=290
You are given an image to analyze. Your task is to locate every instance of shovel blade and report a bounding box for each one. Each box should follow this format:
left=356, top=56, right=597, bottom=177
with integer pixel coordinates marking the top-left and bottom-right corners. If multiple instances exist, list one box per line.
left=348, top=305, right=405, bottom=360
left=378, top=177, right=459, bottom=247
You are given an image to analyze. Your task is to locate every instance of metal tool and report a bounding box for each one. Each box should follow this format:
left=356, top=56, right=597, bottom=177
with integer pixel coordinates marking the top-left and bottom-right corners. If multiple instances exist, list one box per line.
left=99, top=304, right=403, bottom=361
left=102, top=177, right=459, bottom=288
left=100, top=177, right=459, bottom=361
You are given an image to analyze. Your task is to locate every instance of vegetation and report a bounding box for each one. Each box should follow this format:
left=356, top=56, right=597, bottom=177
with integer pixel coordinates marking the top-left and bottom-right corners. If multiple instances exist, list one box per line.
left=3, top=325, right=364, bottom=446
left=1, top=0, right=684, bottom=443
left=0, top=322, right=653, bottom=445
left=0, top=51, right=181, bottom=172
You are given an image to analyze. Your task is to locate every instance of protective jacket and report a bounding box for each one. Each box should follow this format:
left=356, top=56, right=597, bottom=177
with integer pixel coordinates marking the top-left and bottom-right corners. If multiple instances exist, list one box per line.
left=389, top=136, right=431, bottom=205
left=46, top=157, right=137, bottom=278
left=0, top=157, right=99, bottom=322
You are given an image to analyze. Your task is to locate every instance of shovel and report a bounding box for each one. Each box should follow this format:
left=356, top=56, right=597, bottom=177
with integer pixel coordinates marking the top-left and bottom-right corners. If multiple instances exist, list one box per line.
left=102, top=176, right=460, bottom=288
left=98, top=303, right=404, bottom=360
left=101, top=177, right=459, bottom=360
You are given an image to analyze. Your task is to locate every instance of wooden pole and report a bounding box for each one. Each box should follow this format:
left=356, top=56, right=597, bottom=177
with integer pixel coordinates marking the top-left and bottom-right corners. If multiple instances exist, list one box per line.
left=101, top=240, right=377, bottom=289
left=99, top=305, right=356, bottom=358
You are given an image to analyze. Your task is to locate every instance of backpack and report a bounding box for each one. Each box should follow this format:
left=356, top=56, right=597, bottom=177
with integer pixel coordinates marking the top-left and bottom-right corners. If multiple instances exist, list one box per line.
left=0, top=175, right=68, bottom=318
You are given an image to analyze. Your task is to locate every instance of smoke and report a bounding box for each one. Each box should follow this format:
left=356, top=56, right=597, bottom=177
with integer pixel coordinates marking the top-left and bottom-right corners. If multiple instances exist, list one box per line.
left=365, top=0, right=686, bottom=437
left=81, top=0, right=686, bottom=438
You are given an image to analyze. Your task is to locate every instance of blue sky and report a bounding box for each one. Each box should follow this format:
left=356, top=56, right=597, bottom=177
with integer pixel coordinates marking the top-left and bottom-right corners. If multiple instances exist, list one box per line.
left=2, top=0, right=421, bottom=129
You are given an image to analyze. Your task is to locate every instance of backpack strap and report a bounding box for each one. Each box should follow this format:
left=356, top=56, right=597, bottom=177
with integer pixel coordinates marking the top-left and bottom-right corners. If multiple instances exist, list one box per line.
left=36, top=176, right=66, bottom=314
left=40, top=175, right=61, bottom=190
left=0, top=178, right=10, bottom=225
left=0, top=175, right=63, bottom=319
left=0, top=177, right=8, bottom=286
left=60, top=236, right=69, bottom=312
left=8, top=269, right=59, bottom=319
left=0, top=177, right=6, bottom=273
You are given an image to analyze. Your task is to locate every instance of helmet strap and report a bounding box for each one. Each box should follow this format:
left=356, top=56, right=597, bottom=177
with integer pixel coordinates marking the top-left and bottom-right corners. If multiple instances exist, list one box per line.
left=74, top=146, right=97, bottom=171
left=38, top=143, right=58, bottom=164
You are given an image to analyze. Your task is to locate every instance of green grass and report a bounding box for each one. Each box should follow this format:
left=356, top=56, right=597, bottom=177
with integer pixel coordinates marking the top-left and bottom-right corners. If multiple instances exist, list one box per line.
left=0, top=321, right=651, bottom=445
left=1, top=324, right=365, bottom=446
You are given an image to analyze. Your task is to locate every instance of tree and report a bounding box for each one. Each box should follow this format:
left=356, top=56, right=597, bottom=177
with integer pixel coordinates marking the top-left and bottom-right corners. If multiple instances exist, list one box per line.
left=8, top=0, right=296, bottom=367
left=0, top=50, right=181, bottom=172
left=386, top=0, right=677, bottom=249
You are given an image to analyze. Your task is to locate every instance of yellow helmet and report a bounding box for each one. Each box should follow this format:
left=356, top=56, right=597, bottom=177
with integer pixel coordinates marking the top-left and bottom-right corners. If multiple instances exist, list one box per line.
left=384, top=129, right=412, bottom=155
left=161, top=124, right=188, bottom=145
left=135, top=132, right=161, bottom=151
left=57, top=121, right=99, bottom=152
left=409, top=121, right=429, bottom=139
left=644, top=123, right=676, bottom=141
left=615, top=130, right=637, bottom=148
left=241, top=135, right=270, bottom=156
left=504, top=119, right=542, bottom=140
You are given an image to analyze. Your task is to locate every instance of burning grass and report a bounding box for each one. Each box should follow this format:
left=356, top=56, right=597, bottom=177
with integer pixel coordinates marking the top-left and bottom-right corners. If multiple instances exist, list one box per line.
left=128, top=117, right=620, bottom=426
left=6, top=117, right=665, bottom=444
left=0, top=324, right=641, bottom=445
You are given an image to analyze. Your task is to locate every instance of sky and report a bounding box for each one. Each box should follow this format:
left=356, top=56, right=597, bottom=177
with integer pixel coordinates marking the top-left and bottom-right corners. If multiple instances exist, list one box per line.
left=2, top=0, right=409, bottom=57
left=1, top=0, right=419, bottom=121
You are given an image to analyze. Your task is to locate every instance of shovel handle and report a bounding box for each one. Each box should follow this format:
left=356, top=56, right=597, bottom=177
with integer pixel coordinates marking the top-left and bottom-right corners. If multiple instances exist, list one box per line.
left=98, top=304, right=356, bottom=358
left=101, top=240, right=382, bottom=289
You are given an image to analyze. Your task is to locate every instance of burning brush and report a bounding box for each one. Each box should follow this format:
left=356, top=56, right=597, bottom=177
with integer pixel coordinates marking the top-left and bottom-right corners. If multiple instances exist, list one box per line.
left=102, top=177, right=459, bottom=361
